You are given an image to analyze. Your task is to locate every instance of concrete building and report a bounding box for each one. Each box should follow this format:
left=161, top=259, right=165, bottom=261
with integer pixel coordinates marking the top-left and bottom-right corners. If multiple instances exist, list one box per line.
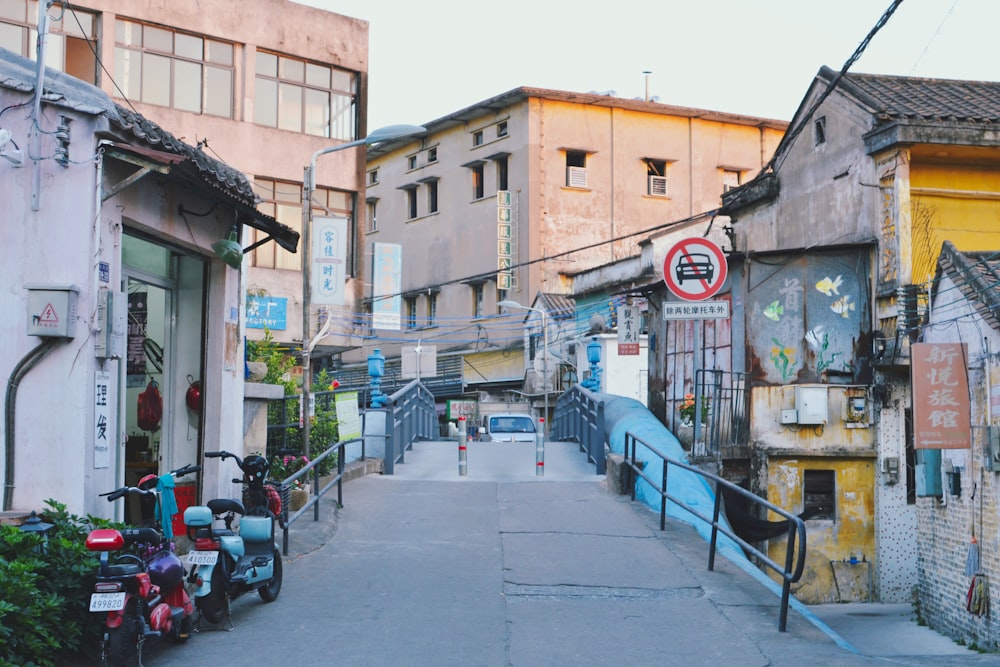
left=0, top=47, right=296, bottom=518
left=355, top=87, right=785, bottom=422
left=718, top=66, right=1000, bottom=609
left=0, top=0, right=373, bottom=515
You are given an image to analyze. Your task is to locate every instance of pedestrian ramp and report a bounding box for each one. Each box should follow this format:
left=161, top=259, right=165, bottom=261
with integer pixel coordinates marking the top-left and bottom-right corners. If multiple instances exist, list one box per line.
left=388, top=439, right=603, bottom=482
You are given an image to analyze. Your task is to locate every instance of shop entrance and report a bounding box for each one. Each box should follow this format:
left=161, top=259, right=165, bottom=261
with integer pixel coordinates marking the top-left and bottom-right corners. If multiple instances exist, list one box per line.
left=122, top=233, right=206, bottom=525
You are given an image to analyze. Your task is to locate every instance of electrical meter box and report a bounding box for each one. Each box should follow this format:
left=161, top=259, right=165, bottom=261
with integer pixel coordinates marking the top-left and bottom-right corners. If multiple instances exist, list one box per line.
left=794, top=385, right=829, bottom=424
left=26, top=285, right=79, bottom=338
left=95, top=289, right=127, bottom=359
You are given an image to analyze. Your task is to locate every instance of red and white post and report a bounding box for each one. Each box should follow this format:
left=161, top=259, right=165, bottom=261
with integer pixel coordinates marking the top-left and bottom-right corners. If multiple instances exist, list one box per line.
left=457, top=416, right=468, bottom=477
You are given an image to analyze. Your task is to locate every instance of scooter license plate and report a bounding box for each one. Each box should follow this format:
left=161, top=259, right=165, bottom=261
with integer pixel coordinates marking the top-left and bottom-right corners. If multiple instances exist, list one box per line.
left=187, top=550, right=218, bottom=565
left=89, top=592, right=126, bottom=612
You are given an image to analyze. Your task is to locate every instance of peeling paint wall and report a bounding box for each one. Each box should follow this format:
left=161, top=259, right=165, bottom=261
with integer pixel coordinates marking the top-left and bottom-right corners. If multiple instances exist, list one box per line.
left=765, top=456, right=876, bottom=603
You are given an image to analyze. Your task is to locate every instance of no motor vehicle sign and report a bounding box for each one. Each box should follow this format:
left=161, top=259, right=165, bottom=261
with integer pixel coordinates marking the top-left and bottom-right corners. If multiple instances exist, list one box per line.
left=663, top=237, right=728, bottom=301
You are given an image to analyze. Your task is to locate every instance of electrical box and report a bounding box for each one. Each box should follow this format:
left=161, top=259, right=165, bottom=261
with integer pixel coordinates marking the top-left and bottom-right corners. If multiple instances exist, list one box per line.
left=95, top=288, right=127, bottom=359
left=780, top=409, right=798, bottom=425
left=794, top=385, right=829, bottom=425
left=882, top=456, right=899, bottom=485
left=26, top=285, right=79, bottom=338
left=915, top=449, right=943, bottom=497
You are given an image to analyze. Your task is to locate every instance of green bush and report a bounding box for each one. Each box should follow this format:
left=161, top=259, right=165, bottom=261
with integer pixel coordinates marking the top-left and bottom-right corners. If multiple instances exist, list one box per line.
left=0, top=500, right=112, bottom=667
left=246, top=327, right=298, bottom=395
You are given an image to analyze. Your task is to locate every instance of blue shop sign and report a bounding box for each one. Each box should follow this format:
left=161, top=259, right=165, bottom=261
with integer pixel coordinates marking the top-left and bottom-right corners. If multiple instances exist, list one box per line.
left=246, top=295, right=287, bottom=330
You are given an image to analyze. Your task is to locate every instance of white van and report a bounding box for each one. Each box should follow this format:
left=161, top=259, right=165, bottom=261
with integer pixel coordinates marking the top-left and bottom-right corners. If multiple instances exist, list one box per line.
left=481, top=413, right=537, bottom=442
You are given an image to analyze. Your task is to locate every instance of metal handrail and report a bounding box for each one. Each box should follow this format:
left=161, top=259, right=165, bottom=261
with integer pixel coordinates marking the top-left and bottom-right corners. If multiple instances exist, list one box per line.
left=381, top=379, right=437, bottom=475
left=550, top=384, right=606, bottom=473
left=275, top=437, right=354, bottom=556
left=623, top=431, right=807, bottom=632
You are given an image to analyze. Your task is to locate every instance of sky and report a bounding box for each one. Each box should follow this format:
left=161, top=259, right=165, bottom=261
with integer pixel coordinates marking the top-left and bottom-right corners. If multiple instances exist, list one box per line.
left=296, top=0, right=999, bottom=131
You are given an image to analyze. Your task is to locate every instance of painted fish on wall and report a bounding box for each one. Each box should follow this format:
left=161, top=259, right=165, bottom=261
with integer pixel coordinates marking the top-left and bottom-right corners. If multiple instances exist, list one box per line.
left=815, top=275, right=843, bottom=296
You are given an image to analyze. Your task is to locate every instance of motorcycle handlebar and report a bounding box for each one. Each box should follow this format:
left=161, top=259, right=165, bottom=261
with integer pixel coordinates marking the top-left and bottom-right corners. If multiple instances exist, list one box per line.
left=204, top=450, right=245, bottom=470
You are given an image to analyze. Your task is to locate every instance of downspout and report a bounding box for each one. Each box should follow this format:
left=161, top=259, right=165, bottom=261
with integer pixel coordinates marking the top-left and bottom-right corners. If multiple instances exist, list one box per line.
left=30, top=0, right=53, bottom=211
left=4, top=339, right=59, bottom=510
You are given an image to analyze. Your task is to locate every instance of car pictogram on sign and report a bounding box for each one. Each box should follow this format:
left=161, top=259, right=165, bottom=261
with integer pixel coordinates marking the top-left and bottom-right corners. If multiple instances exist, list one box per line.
left=675, top=252, right=714, bottom=284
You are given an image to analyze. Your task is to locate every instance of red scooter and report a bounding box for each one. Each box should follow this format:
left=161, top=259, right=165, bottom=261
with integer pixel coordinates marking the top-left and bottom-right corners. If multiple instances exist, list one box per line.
left=85, top=464, right=200, bottom=667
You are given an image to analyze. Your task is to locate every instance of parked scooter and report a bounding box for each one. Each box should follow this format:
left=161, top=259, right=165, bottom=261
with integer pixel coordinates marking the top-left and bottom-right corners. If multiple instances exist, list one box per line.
left=85, top=463, right=201, bottom=667
left=184, top=450, right=283, bottom=625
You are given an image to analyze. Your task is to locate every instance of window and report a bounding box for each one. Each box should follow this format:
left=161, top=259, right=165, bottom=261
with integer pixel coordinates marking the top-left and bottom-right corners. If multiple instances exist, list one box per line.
left=814, top=117, right=827, bottom=146
left=722, top=169, right=742, bottom=193
left=252, top=178, right=356, bottom=273
left=427, top=180, right=438, bottom=214
left=405, top=297, right=418, bottom=329
left=1, top=1, right=98, bottom=84
left=407, top=155, right=417, bottom=170
left=646, top=159, right=668, bottom=197
left=427, top=293, right=437, bottom=327
left=495, top=155, right=509, bottom=191
left=566, top=150, right=588, bottom=188
left=368, top=168, right=379, bottom=185
left=405, top=186, right=417, bottom=220
left=366, top=199, right=377, bottom=233
left=255, top=50, right=357, bottom=139
left=472, top=284, right=484, bottom=318
left=472, top=130, right=484, bottom=146
left=497, top=121, right=508, bottom=137
left=115, top=19, right=233, bottom=117
left=471, top=163, right=485, bottom=200
left=427, top=147, right=437, bottom=163
left=803, top=470, right=835, bottom=520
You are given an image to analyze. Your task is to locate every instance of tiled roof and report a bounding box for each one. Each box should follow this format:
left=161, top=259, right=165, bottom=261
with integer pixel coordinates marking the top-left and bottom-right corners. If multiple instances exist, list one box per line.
left=827, top=65, right=1000, bottom=124
left=538, top=293, right=576, bottom=321
left=936, top=241, right=1000, bottom=330
left=0, top=47, right=298, bottom=253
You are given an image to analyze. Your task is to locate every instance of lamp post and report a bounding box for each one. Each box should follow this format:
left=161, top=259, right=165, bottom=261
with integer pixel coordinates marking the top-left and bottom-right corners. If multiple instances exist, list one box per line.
left=300, top=124, right=424, bottom=456
left=498, top=300, right=549, bottom=435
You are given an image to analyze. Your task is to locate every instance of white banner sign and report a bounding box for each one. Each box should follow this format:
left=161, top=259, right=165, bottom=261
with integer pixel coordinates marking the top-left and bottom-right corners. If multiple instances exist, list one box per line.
left=311, top=216, right=348, bottom=305
left=662, top=300, right=730, bottom=320
left=94, top=371, right=111, bottom=469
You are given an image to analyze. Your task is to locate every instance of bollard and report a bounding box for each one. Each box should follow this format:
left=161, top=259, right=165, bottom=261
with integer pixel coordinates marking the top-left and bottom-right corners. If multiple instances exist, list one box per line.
left=536, top=418, right=545, bottom=476
left=457, top=416, right=468, bottom=476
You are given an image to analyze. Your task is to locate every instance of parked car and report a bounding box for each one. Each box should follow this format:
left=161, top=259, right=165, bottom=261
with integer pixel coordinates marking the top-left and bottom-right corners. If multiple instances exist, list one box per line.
left=481, top=414, right=537, bottom=442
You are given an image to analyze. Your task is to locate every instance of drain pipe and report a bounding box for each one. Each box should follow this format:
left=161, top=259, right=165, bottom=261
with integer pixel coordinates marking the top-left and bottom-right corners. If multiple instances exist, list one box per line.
left=4, top=339, right=59, bottom=511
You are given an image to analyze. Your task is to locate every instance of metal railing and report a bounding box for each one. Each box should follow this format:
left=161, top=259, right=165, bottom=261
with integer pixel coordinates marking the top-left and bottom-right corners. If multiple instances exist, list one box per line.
left=691, top=369, right=750, bottom=460
left=381, top=379, right=437, bottom=475
left=550, top=384, right=606, bottom=474
left=623, top=430, right=807, bottom=632
left=274, top=437, right=355, bottom=556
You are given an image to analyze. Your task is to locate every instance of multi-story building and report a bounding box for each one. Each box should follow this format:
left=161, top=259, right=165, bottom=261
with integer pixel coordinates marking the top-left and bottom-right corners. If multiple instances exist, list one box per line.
left=0, top=0, right=373, bottom=510
left=355, top=87, right=785, bottom=422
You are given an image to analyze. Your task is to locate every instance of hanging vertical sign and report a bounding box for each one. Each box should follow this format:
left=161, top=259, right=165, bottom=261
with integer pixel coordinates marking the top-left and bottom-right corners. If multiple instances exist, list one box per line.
left=94, top=370, right=111, bottom=469
left=126, top=291, right=147, bottom=388
left=312, top=216, right=348, bottom=305
left=617, top=305, right=640, bottom=355
left=497, top=191, right=512, bottom=290
left=372, top=242, right=402, bottom=330
left=912, top=343, right=971, bottom=449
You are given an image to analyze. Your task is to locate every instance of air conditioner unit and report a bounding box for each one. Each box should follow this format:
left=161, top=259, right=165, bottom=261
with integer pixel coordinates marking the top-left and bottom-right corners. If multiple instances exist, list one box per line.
left=567, top=166, right=588, bottom=188
left=648, top=175, right=668, bottom=197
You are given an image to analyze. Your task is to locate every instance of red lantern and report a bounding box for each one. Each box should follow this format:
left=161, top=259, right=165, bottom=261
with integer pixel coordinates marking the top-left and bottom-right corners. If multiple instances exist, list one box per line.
left=185, top=375, right=201, bottom=412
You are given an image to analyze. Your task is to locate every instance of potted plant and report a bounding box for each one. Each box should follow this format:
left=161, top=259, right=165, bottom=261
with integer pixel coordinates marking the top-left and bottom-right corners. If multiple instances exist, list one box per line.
left=271, top=454, right=312, bottom=511
left=678, top=393, right=710, bottom=427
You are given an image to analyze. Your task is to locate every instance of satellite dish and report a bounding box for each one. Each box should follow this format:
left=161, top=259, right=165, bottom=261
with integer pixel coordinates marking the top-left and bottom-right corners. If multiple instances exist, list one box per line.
left=588, top=314, right=608, bottom=335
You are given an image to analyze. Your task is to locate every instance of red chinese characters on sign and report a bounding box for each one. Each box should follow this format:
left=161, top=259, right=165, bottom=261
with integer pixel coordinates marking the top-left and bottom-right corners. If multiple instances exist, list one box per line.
left=911, top=343, right=971, bottom=449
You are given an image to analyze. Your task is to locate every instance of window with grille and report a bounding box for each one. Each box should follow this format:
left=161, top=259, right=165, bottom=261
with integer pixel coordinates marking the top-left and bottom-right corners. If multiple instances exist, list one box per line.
left=427, top=293, right=437, bottom=327
left=405, top=297, right=418, bottom=329
left=472, top=284, right=484, bottom=318
left=566, top=150, right=588, bottom=188
left=646, top=159, right=668, bottom=197
left=255, top=50, right=357, bottom=139
left=115, top=19, right=233, bottom=117
left=803, top=470, right=835, bottom=520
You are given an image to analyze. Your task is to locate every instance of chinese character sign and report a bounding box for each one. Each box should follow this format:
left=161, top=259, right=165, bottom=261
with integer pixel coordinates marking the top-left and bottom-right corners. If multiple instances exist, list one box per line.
left=94, top=371, right=111, bottom=468
left=912, top=343, right=971, bottom=449
left=312, top=216, right=348, bottom=305
left=246, top=295, right=288, bottom=330
left=617, top=305, right=640, bottom=355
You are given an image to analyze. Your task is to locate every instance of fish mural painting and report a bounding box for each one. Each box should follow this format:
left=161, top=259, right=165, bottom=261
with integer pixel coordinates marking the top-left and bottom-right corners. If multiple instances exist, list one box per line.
left=831, top=295, right=855, bottom=318
left=763, top=300, right=784, bottom=321
left=815, top=275, right=843, bottom=296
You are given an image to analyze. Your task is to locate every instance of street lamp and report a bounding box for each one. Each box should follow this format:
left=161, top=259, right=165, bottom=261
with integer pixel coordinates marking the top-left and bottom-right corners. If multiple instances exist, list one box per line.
left=499, top=300, right=549, bottom=435
left=300, top=124, right=424, bottom=456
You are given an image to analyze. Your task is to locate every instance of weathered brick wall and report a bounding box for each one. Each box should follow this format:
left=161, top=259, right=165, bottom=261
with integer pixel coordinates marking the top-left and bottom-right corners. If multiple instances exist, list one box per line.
left=915, top=362, right=1000, bottom=650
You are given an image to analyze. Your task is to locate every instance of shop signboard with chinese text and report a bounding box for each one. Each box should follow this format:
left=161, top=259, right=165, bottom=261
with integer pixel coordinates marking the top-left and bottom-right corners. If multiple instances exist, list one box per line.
left=617, top=305, right=640, bottom=355
left=912, top=343, right=971, bottom=449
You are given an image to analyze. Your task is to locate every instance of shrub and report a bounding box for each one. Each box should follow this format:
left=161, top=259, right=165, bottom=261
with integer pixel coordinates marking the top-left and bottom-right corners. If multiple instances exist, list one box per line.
left=0, top=500, right=112, bottom=667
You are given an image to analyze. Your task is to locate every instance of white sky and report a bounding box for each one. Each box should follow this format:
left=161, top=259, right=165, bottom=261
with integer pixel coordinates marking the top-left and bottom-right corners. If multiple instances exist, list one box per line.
left=298, top=0, right=999, bottom=130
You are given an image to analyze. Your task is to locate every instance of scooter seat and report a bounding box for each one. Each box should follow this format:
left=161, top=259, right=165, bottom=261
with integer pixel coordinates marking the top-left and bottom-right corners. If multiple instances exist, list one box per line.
left=105, top=563, right=143, bottom=577
left=207, top=498, right=244, bottom=515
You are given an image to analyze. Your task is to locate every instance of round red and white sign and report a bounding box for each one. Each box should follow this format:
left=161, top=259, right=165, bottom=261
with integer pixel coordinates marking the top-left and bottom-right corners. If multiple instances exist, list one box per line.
left=663, top=237, right=728, bottom=301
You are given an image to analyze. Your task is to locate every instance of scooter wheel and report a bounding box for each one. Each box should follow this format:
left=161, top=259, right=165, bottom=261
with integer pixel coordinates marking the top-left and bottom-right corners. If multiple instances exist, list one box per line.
left=196, top=565, right=227, bottom=624
left=258, top=548, right=282, bottom=602
left=107, top=600, right=142, bottom=667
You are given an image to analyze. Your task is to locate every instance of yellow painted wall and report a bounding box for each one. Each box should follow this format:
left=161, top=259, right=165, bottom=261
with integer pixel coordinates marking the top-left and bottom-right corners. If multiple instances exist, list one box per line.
left=909, top=163, right=1000, bottom=285
left=766, top=456, right=876, bottom=603
left=463, top=349, right=524, bottom=384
